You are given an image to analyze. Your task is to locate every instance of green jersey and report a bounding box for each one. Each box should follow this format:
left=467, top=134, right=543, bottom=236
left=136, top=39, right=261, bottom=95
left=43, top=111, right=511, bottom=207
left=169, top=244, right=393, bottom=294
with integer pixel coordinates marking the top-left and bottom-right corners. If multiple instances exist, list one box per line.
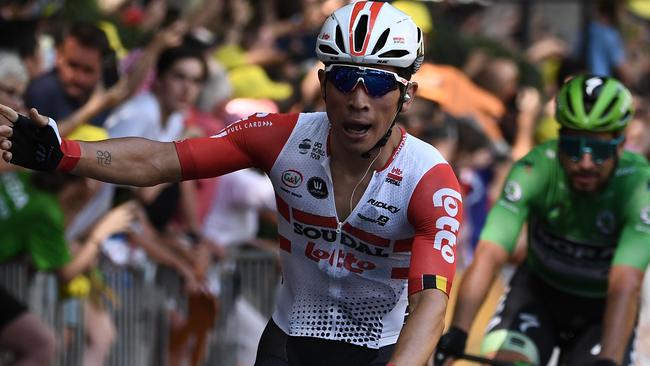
left=0, top=171, right=70, bottom=270
left=481, top=141, right=650, bottom=297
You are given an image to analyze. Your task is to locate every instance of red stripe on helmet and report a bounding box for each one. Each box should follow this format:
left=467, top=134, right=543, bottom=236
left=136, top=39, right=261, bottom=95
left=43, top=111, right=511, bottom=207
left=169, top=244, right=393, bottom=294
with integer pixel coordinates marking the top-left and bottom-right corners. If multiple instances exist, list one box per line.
left=349, top=1, right=385, bottom=57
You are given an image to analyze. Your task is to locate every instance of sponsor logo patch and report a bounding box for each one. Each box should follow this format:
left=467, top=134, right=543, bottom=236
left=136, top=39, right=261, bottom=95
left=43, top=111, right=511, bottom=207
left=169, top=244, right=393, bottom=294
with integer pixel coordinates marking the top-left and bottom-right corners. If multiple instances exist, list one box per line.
left=596, top=210, right=616, bottom=235
left=504, top=181, right=522, bottom=202
left=386, top=167, right=403, bottom=186
left=357, top=213, right=390, bottom=226
left=432, top=188, right=462, bottom=264
left=298, top=139, right=311, bottom=154
left=305, top=242, right=376, bottom=273
left=293, top=223, right=388, bottom=257
left=307, top=177, right=328, bottom=199
left=210, top=120, right=273, bottom=138
left=641, top=206, right=650, bottom=225
left=310, top=141, right=325, bottom=160
left=282, top=170, right=303, bottom=188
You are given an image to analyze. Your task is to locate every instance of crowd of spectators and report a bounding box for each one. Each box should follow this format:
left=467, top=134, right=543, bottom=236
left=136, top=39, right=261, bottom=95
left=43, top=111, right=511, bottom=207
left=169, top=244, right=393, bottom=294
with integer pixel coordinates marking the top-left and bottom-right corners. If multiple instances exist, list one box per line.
left=0, top=0, right=648, bottom=365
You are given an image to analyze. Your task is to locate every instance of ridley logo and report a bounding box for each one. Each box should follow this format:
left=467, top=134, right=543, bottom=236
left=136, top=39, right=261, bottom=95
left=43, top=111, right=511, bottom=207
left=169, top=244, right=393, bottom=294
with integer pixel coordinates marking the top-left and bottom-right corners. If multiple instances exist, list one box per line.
left=432, top=188, right=462, bottom=264
left=305, top=242, right=376, bottom=273
left=367, top=199, right=400, bottom=214
left=282, top=170, right=303, bottom=188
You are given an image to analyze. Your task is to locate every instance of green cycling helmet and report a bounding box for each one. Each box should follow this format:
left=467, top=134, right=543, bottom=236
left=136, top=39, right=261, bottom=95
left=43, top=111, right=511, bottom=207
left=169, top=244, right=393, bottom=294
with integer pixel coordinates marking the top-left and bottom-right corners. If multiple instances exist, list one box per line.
left=556, top=75, right=633, bottom=132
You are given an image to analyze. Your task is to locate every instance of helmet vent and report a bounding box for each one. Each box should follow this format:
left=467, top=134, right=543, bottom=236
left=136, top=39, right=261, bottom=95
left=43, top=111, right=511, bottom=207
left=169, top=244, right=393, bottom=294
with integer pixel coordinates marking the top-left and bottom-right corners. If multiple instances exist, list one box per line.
left=378, top=50, right=409, bottom=58
left=371, top=29, right=390, bottom=55
left=335, top=25, right=346, bottom=53
left=600, top=96, right=618, bottom=120
left=566, top=96, right=575, bottom=116
left=319, top=44, right=339, bottom=55
left=621, top=110, right=632, bottom=123
left=354, top=15, right=369, bottom=53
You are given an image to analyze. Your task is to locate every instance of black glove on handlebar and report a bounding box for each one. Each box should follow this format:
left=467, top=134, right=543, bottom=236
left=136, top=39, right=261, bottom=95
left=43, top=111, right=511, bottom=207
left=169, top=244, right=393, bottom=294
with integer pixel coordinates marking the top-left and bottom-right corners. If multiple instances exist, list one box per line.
left=592, top=359, right=617, bottom=366
left=434, top=326, right=468, bottom=366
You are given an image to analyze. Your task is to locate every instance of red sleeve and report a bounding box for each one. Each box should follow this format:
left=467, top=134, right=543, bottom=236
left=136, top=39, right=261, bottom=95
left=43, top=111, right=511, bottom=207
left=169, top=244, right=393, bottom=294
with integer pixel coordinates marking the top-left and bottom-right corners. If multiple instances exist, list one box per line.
left=406, top=163, right=462, bottom=296
left=174, top=113, right=298, bottom=180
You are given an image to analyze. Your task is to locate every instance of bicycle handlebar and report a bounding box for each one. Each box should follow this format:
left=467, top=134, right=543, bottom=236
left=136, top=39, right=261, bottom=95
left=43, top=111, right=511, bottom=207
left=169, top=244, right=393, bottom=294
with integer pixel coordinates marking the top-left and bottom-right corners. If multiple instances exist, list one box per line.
left=455, top=353, right=533, bottom=366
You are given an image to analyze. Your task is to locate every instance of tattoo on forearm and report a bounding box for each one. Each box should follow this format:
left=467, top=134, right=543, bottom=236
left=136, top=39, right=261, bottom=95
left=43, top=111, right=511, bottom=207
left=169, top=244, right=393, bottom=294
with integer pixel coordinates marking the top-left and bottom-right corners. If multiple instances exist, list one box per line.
left=96, top=151, right=112, bottom=166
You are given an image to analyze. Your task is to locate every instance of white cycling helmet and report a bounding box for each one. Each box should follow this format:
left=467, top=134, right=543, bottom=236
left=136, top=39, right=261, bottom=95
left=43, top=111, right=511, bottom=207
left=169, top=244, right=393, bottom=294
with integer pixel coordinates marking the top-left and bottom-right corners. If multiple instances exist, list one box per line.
left=316, top=1, right=424, bottom=74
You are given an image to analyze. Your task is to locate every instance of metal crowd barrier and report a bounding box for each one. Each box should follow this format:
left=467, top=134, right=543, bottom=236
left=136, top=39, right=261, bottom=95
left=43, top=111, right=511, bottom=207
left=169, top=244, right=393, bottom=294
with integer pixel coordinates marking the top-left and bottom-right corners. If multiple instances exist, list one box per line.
left=0, top=262, right=84, bottom=366
left=102, top=260, right=167, bottom=366
left=0, top=247, right=280, bottom=366
left=205, top=248, right=281, bottom=366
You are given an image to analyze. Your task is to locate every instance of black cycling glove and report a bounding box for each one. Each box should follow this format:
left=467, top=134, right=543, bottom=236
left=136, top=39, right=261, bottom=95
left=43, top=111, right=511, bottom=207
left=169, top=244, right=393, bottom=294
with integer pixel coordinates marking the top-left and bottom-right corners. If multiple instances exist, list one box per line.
left=9, top=114, right=80, bottom=171
left=592, top=359, right=617, bottom=366
left=434, top=326, right=468, bottom=366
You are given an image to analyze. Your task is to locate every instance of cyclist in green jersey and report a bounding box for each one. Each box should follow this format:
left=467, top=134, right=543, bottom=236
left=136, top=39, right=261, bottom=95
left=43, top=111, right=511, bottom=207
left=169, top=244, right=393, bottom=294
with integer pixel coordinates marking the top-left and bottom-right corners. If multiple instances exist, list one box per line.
left=435, top=75, right=650, bottom=366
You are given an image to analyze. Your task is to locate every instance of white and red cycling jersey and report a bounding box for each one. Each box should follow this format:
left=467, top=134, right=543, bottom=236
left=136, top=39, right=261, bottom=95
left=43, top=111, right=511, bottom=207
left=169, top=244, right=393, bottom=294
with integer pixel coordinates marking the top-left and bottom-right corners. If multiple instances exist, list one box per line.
left=175, top=112, right=462, bottom=348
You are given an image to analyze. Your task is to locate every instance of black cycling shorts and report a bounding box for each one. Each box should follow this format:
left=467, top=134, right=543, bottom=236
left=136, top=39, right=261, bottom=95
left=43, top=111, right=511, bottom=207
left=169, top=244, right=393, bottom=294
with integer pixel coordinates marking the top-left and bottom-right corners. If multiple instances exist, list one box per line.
left=0, top=285, right=27, bottom=332
left=254, top=319, right=395, bottom=366
left=484, top=265, right=635, bottom=366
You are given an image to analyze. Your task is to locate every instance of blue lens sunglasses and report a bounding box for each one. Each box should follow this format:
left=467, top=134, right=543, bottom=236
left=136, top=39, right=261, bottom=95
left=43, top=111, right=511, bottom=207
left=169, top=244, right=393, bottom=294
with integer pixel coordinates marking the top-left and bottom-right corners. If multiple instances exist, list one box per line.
left=558, top=135, right=624, bottom=165
left=325, top=64, right=409, bottom=98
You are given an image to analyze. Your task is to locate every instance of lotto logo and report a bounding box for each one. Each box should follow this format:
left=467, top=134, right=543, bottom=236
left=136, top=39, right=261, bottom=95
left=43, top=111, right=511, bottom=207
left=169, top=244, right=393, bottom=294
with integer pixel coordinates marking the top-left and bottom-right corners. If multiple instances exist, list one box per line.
left=304, top=242, right=376, bottom=273
left=432, top=188, right=462, bottom=264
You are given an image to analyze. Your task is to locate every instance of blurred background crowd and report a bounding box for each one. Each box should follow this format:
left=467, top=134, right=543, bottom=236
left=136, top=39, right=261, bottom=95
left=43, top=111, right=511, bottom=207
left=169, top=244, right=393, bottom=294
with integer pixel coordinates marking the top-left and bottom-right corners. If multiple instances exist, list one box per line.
left=0, top=0, right=649, bottom=365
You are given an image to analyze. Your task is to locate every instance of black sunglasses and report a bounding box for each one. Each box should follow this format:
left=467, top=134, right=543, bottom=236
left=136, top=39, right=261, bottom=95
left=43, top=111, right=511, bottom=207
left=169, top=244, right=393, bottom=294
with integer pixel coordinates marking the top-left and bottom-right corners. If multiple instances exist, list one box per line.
left=325, top=64, right=409, bottom=98
left=558, top=135, right=624, bottom=165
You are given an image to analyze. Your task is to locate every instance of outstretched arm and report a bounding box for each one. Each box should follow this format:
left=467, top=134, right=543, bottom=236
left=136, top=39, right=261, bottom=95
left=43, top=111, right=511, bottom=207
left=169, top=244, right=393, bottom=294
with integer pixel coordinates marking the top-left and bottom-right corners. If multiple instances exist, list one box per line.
left=0, top=105, right=182, bottom=186
left=2, top=106, right=298, bottom=186
left=71, top=136, right=181, bottom=186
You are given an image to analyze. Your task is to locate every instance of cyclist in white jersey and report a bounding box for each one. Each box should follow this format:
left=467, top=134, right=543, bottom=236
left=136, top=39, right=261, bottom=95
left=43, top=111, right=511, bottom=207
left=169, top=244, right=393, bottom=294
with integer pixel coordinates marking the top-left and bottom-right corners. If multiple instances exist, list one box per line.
left=0, top=2, right=462, bottom=365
